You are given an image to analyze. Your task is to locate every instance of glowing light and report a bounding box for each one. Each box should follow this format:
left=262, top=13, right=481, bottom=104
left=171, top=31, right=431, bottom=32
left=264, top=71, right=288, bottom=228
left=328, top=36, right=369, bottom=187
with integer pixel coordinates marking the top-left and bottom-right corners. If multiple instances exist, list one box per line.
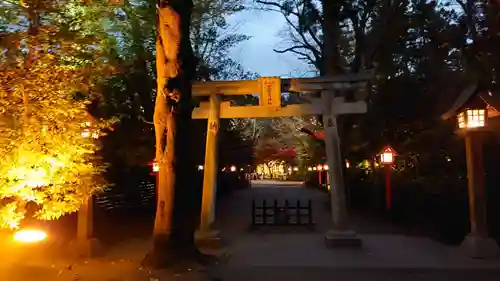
left=380, top=147, right=397, bottom=165
left=312, top=167, right=317, bottom=171
left=197, top=165, right=204, bottom=171
left=458, top=109, right=486, bottom=129
left=230, top=165, right=237, bottom=172
left=81, top=129, right=90, bottom=138
left=381, top=152, right=393, bottom=164
left=317, top=165, right=323, bottom=171
left=293, top=167, right=299, bottom=171
left=308, top=167, right=312, bottom=171
left=13, top=229, right=47, bottom=243
left=346, top=160, right=350, bottom=168
left=152, top=162, right=159, bottom=172
left=323, top=165, right=329, bottom=170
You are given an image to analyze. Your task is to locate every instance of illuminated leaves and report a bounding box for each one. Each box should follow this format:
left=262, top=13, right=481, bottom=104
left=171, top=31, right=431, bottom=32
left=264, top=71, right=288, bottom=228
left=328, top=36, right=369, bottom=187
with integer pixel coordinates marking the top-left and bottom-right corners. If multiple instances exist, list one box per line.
left=0, top=0, right=117, bottom=228
left=0, top=202, right=24, bottom=229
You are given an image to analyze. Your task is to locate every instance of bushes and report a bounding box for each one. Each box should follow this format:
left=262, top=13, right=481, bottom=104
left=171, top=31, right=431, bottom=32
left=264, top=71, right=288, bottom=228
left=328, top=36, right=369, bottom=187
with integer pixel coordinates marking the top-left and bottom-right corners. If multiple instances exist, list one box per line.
left=346, top=169, right=489, bottom=245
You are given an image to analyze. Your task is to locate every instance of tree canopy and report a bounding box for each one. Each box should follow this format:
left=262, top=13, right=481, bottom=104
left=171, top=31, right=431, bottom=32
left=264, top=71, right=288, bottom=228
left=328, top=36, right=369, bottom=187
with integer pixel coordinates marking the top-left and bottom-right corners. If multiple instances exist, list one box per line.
left=0, top=0, right=118, bottom=228
left=252, top=0, right=500, bottom=180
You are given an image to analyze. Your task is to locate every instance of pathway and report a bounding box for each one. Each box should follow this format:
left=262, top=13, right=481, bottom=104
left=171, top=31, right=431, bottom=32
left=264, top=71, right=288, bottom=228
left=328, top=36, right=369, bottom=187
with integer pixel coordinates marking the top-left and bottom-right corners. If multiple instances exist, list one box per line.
left=212, top=180, right=500, bottom=281
left=213, top=180, right=403, bottom=242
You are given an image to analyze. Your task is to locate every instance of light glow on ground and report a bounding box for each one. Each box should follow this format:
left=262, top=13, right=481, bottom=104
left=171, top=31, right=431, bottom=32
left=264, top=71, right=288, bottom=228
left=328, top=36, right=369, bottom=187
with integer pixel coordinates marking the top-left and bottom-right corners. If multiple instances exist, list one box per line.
left=13, top=229, right=47, bottom=243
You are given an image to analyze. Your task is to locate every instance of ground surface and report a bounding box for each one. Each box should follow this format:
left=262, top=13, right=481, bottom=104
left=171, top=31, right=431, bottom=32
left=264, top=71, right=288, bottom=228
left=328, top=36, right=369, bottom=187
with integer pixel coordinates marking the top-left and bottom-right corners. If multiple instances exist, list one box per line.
left=1, top=180, right=500, bottom=280
left=212, top=180, right=500, bottom=281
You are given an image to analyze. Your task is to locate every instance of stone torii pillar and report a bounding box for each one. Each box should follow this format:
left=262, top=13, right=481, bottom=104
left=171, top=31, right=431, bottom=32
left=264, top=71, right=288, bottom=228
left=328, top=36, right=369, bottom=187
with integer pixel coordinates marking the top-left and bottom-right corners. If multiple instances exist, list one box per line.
left=322, top=91, right=362, bottom=248
left=196, top=94, right=221, bottom=247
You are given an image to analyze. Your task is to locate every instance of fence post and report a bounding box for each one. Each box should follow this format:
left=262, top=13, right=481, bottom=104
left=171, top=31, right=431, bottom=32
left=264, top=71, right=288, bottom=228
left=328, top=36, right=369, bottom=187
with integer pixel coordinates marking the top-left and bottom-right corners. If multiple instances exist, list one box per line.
left=273, top=199, right=278, bottom=225
left=251, top=199, right=256, bottom=226
left=284, top=199, right=289, bottom=225
left=263, top=199, right=267, bottom=225
left=296, top=199, right=301, bottom=225
left=308, top=199, right=313, bottom=226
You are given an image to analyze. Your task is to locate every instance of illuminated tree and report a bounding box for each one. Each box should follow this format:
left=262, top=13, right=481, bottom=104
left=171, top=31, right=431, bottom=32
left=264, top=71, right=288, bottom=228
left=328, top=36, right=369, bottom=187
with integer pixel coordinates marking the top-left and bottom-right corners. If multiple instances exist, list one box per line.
left=0, top=0, right=117, bottom=229
left=147, top=0, right=198, bottom=268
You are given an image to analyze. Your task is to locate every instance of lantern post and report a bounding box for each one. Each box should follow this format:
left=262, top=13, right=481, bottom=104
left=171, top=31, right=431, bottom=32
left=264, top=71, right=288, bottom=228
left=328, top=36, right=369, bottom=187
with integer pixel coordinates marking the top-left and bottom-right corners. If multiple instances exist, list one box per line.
left=77, top=117, right=101, bottom=257
left=149, top=159, right=160, bottom=187
left=317, top=164, right=323, bottom=186
left=323, top=164, right=330, bottom=191
left=456, top=102, right=499, bottom=258
left=380, top=146, right=397, bottom=212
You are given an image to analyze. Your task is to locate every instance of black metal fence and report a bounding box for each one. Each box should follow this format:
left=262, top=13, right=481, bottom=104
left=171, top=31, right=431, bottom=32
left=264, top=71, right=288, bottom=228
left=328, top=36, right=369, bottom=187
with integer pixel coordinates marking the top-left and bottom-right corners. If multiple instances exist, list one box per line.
left=93, top=168, right=247, bottom=215
left=251, top=199, right=315, bottom=229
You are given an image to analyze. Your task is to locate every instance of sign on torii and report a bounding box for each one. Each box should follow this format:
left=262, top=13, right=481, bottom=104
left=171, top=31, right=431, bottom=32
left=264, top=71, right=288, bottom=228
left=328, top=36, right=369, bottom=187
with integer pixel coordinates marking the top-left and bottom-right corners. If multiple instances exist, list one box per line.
left=192, top=71, right=372, bottom=119
left=194, top=71, right=373, bottom=244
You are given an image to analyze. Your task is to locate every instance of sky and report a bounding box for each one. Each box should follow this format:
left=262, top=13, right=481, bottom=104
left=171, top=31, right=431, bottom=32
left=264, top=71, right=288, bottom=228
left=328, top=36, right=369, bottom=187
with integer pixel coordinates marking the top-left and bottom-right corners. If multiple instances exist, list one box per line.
left=227, top=8, right=314, bottom=78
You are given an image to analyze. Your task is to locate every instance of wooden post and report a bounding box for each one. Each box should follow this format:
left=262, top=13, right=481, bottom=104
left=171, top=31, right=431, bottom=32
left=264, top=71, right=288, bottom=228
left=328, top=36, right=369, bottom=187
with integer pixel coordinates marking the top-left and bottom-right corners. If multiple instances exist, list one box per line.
left=318, top=169, right=322, bottom=186
left=385, top=165, right=391, bottom=212
left=461, top=131, right=499, bottom=258
left=77, top=195, right=97, bottom=256
left=296, top=199, right=301, bottom=225
left=199, top=94, right=221, bottom=231
left=251, top=199, right=256, bottom=227
left=308, top=199, right=313, bottom=227
left=263, top=200, right=268, bottom=225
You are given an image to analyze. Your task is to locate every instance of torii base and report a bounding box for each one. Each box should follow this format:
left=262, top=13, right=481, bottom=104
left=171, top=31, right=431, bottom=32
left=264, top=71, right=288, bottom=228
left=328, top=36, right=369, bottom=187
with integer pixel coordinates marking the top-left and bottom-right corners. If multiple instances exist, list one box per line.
left=324, top=229, right=362, bottom=248
left=461, top=233, right=500, bottom=259
left=195, top=229, right=222, bottom=249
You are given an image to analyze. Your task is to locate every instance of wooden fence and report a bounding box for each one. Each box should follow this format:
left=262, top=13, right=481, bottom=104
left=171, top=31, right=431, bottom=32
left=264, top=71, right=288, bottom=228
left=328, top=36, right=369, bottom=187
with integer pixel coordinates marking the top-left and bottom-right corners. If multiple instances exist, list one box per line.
left=251, top=199, right=315, bottom=229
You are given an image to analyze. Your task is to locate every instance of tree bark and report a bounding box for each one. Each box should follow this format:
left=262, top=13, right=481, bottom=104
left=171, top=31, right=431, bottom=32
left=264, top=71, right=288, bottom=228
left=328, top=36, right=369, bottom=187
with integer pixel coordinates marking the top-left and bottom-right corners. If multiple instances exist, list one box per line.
left=322, top=0, right=342, bottom=76
left=148, top=0, right=198, bottom=268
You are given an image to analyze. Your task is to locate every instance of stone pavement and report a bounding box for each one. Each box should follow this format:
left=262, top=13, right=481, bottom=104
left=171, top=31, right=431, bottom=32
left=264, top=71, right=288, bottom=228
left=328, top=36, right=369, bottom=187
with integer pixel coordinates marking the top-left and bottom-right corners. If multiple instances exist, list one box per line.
left=224, top=234, right=500, bottom=269
left=213, top=180, right=402, bottom=242
left=211, top=180, right=500, bottom=281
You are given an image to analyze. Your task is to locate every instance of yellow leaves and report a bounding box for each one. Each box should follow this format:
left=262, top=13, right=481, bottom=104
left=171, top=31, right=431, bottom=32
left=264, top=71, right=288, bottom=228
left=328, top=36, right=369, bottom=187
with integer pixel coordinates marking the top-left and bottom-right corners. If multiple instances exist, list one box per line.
left=0, top=202, right=24, bottom=229
left=0, top=8, right=120, bottom=229
left=0, top=54, right=117, bottom=231
left=0, top=129, right=109, bottom=227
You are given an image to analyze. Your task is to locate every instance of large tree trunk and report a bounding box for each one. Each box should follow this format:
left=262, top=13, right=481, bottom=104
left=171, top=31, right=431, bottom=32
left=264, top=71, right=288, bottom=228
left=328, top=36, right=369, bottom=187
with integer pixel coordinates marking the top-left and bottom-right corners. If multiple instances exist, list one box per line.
left=322, top=1, right=342, bottom=76
left=147, top=0, right=198, bottom=268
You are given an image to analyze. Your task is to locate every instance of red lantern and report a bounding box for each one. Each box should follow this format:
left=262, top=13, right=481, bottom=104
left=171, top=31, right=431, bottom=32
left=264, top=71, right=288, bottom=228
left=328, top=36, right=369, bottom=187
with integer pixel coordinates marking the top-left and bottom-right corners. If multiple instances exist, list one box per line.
left=379, top=146, right=397, bottom=212
left=380, top=146, right=397, bottom=165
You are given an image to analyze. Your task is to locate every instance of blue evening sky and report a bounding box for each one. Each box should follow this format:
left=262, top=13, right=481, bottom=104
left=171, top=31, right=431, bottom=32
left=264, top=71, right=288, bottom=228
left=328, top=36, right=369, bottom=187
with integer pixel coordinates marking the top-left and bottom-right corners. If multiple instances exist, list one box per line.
left=227, top=8, right=315, bottom=78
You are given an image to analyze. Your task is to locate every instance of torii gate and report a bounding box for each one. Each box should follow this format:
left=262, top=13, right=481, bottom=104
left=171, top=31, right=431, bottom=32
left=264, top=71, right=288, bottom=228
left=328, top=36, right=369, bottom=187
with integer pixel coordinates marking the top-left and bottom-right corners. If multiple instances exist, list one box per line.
left=193, top=70, right=373, bottom=246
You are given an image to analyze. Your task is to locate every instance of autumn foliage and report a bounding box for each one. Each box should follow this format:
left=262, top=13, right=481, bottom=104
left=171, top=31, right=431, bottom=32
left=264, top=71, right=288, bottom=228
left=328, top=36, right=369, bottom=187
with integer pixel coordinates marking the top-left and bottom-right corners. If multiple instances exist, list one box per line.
left=0, top=0, right=117, bottom=229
